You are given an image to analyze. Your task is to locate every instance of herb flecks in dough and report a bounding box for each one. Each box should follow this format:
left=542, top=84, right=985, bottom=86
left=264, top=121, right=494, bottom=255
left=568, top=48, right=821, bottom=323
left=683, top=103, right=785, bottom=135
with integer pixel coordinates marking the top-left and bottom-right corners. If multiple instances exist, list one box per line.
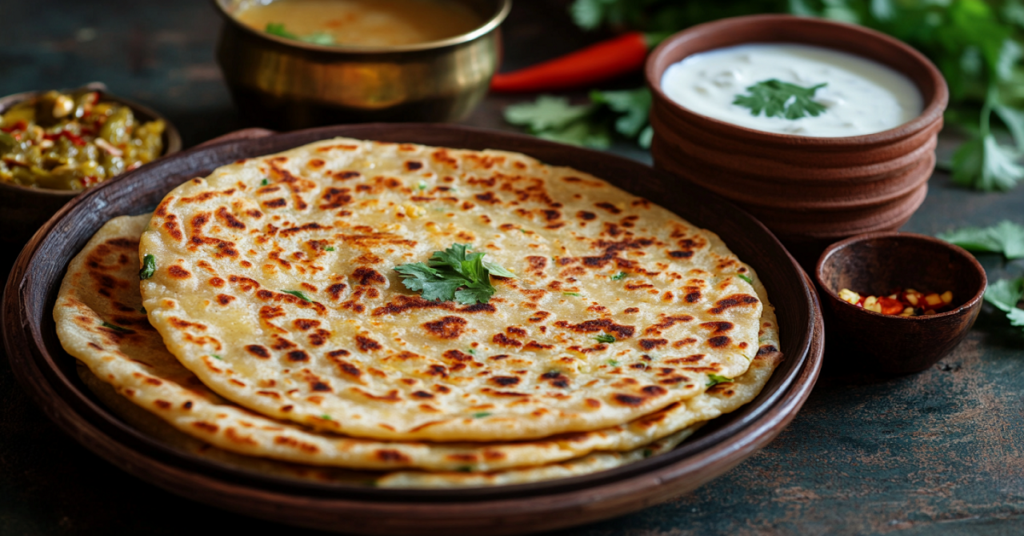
left=139, top=254, right=156, bottom=280
left=281, top=289, right=312, bottom=302
left=706, top=374, right=733, bottom=387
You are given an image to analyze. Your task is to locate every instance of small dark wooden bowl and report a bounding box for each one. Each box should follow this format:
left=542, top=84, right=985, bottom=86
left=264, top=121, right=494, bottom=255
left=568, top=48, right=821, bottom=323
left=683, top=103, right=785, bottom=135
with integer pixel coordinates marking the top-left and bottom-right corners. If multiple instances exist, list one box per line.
left=645, top=14, right=948, bottom=260
left=815, top=232, right=985, bottom=374
left=3, top=124, right=823, bottom=534
left=0, top=83, right=182, bottom=248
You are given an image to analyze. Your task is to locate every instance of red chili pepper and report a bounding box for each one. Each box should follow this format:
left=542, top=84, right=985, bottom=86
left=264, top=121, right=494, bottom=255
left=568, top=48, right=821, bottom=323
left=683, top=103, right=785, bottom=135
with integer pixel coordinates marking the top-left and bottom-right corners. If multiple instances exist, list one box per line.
left=1, top=120, right=27, bottom=133
left=490, top=32, right=661, bottom=93
left=44, top=130, right=87, bottom=147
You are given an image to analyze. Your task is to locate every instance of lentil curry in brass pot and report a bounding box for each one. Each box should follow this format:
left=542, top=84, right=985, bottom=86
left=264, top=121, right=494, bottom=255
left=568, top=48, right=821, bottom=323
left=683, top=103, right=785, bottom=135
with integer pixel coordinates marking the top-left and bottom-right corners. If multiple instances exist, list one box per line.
left=213, top=0, right=511, bottom=129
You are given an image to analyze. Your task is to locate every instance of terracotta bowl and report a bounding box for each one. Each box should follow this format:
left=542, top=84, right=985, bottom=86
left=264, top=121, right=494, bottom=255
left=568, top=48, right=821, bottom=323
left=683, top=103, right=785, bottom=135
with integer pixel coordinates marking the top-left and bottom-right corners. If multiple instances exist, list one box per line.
left=645, top=15, right=948, bottom=265
left=0, top=84, right=182, bottom=248
left=815, top=232, right=986, bottom=374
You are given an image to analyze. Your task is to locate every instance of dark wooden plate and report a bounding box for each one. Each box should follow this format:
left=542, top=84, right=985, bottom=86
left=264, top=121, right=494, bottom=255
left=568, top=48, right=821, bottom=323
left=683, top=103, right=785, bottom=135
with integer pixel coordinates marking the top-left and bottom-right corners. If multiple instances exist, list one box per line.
left=2, top=124, right=823, bottom=535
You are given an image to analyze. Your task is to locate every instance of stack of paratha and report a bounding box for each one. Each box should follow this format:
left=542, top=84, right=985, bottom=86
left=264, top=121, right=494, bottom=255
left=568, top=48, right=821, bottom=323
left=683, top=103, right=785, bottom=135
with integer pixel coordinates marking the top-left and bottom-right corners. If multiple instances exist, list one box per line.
left=54, top=138, right=782, bottom=488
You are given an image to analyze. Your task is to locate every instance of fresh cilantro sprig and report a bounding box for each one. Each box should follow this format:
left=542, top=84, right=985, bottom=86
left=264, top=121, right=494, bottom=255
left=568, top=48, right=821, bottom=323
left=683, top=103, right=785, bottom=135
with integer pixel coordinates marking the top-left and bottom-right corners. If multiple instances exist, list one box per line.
left=594, top=333, right=616, bottom=343
left=984, top=277, right=1024, bottom=333
left=394, top=244, right=513, bottom=305
left=734, top=80, right=828, bottom=120
left=938, top=220, right=1024, bottom=258
left=504, top=89, right=653, bottom=149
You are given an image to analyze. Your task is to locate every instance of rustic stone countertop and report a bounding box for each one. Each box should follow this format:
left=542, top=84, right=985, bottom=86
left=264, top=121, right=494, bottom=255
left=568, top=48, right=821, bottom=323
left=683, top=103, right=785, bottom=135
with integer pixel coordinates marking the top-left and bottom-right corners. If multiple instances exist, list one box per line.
left=1, top=1, right=1022, bottom=534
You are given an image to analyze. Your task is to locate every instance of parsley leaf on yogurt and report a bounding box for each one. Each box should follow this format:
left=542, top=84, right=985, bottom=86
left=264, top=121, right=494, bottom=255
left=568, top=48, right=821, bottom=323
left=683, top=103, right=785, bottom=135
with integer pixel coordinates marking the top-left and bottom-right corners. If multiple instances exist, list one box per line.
left=734, top=79, right=828, bottom=120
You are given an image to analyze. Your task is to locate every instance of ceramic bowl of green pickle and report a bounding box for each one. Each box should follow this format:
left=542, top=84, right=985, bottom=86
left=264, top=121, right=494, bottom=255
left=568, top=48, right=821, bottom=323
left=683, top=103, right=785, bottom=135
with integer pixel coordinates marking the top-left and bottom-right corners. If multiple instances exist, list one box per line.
left=0, top=83, right=181, bottom=247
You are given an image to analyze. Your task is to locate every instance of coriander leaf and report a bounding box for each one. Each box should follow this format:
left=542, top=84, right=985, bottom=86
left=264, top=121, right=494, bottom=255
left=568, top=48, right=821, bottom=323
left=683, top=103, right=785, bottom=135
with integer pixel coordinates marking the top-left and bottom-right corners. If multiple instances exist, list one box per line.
left=411, top=277, right=469, bottom=303
left=281, top=289, right=312, bottom=302
left=706, top=373, right=733, bottom=387
left=1006, top=0, right=1024, bottom=29
left=265, top=22, right=298, bottom=39
left=591, top=88, right=652, bottom=138
left=504, top=95, right=594, bottom=132
left=482, top=259, right=516, bottom=278
left=321, top=414, right=332, bottom=420
left=638, top=125, right=653, bottom=149
left=472, top=412, right=492, bottom=418
left=985, top=277, right=1024, bottom=313
left=454, top=285, right=496, bottom=305
left=607, top=359, right=620, bottom=367
left=211, top=354, right=222, bottom=360
left=869, top=0, right=895, bottom=21
left=563, top=292, right=581, bottom=297
left=734, top=79, right=828, bottom=120
left=994, top=102, right=1024, bottom=152
left=260, top=178, right=270, bottom=186
left=1008, top=307, right=1024, bottom=329
left=787, top=0, right=817, bottom=17
left=395, top=244, right=510, bottom=304
left=610, top=272, right=628, bottom=280
left=325, top=246, right=336, bottom=252
left=594, top=333, right=616, bottom=344
left=570, top=0, right=610, bottom=30
left=139, top=254, right=156, bottom=280
left=952, top=134, right=1024, bottom=191
left=938, top=220, right=1024, bottom=259
left=738, top=274, right=753, bottom=284
left=536, top=119, right=611, bottom=149
left=394, top=262, right=440, bottom=280
left=101, top=322, right=134, bottom=333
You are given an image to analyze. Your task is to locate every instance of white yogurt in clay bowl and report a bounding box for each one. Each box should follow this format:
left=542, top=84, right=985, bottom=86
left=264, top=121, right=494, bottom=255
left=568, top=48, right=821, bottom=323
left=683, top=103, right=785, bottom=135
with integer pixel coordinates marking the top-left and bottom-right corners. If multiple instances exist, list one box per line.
left=659, top=43, right=923, bottom=137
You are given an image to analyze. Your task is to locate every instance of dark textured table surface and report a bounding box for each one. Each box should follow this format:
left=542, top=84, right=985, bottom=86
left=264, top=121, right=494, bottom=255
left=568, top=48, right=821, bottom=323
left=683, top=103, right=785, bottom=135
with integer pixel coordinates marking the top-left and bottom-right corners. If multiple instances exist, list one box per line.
left=2, top=1, right=1023, bottom=535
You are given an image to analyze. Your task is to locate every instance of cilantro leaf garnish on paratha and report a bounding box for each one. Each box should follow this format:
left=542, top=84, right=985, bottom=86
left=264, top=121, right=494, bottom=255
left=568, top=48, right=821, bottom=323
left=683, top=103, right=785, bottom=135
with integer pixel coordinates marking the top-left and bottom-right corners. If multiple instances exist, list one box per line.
left=395, top=243, right=512, bottom=305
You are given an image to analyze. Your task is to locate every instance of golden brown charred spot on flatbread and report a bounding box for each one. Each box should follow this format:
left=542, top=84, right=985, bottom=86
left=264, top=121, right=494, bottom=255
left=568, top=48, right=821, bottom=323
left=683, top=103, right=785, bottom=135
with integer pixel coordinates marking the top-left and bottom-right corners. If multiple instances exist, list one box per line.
left=422, top=316, right=468, bottom=340
left=699, top=321, right=734, bottom=334
left=610, top=385, right=668, bottom=407
left=274, top=435, right=320, bottom=454
left=355, top=335, right=382, bottom=352
left=638, top=339, right=668, bottom=351
left=706, top=336, right=732, bottom=348
left=708, top=294, right=760, bottom=315
left=554, top=319, right=635, bottom=340
left=489, top=376, right=520, bottom=387
left=371, top=296, right=496, bottom=316
left=286, top=350, right=310, bottom=362
left=245, top=344, right=271, bottom=359
left=540, top=370, right=571, bottom=388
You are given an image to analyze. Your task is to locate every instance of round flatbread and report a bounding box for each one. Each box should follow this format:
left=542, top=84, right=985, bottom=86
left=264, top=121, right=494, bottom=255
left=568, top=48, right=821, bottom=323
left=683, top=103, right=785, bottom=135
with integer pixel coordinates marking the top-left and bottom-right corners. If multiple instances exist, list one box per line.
left=77, top=360, right=698, bottom=489
left=139, top=138, right=769, bottom=441
left=55, top=215, right=782, bottom=472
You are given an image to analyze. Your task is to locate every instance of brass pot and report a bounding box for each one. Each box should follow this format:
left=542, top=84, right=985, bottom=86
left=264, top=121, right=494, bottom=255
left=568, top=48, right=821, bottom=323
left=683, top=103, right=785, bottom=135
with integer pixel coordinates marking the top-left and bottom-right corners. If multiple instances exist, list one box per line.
left=212, top=0, right=510, bottom=130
